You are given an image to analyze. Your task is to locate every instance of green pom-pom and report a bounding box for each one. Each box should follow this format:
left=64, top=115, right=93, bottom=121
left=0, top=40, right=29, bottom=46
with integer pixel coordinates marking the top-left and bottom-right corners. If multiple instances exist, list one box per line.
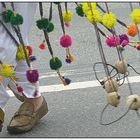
left=45, top=22, right=54, bottom=33
left=2, top=9, right=13, bottom=23
left=76, top=6, right=84, bottom=17
left=16, top=14, right=23, bottom=24
left=10, top=14, right=23, bottom=25
left=50, top=57, right=62, bottom=70
left=36, top=18, right=49, bottom=30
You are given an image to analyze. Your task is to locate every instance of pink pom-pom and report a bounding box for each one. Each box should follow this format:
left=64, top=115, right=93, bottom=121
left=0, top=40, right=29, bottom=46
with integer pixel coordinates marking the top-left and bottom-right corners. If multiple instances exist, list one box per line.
left=60, top=34, right=72, bottom=48
left=121, top=40, right=129, bottom=47
left=65, top=22, right=71, bottom=27
left=106, top=35, right=120, bottom=47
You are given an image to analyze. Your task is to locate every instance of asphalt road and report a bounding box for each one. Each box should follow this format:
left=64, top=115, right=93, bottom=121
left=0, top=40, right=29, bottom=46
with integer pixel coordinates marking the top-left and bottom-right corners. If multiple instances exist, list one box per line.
left=1, top=2, right=140, bottom=137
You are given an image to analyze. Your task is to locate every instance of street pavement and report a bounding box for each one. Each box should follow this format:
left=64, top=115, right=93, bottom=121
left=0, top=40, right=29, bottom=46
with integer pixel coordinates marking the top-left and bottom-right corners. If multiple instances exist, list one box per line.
left=1, top=2, right=140, bottom=137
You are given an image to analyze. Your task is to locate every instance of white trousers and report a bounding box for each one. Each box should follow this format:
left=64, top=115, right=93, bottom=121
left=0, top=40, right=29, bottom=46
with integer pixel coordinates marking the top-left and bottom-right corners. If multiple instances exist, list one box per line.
left=0, top=3, right=40, bottom=109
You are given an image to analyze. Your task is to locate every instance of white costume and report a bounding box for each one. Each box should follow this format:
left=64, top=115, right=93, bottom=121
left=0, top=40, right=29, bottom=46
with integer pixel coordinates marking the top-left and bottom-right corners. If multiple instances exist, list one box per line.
left=0, top=3, right=41, bottom=109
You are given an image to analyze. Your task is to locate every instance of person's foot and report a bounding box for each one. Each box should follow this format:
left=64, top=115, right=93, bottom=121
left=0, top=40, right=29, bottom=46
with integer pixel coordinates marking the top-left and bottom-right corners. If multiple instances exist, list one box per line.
left=0, top=108, right=4, bottom=132
left=7, top=96, right=48, bottom=134
left=24, top=96, right=44, bottom=112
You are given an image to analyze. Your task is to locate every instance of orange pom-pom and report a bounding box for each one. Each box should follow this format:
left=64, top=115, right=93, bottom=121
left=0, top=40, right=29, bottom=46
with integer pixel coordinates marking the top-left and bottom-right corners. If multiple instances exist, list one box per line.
left=0, top=76, right=3, bottom=81
left=39, top=40, right=46, bottom=50
left=127, top=23, right=138, bottom=37
left=68, top=55, right=74, bottom=62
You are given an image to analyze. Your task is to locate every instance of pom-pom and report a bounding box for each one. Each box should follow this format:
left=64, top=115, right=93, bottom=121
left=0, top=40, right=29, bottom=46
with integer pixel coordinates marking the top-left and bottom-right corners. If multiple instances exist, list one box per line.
left=10, top=12, right=23, bottom=25
left=127, top=23, right=138, bottom=37
left=45, top=22, right=54, bottom=33
left=60, top=34, right=72, bottom=48
left=126, top=94, right=140, bottom=110
left=65, top=58, right=71, bottom=63
left=26, top=46, right=33, bottom=56
left=16, top=44, right=29, bottom=61
left=76, top=5, right=84, bottom=17
left=119, top=34, right=129, bottom=47
left=106, top=35, right=120, bottom=47
left=119, top=34, right=129, bottom=43
left=107, top=92, right=120, bottom=107
left=136, top=46, right=140, bottom=50
left=2, top=9, right=13, bottom=23
left=102, top=12, right=117, bottom=29
left=65, top=55, right=74, bottom=64
left=36, top=18, right=49, bottom=30
left=0, top=64, right=14, bottom=77
left=65, top=22, right=71, bottom=27
left=82, top=2, right=96, bottom=15
left=17, top=86, right=23, bottom=93
left=26, top=69, right=39, bottom=83
left=130, top=9, right=140, bottom=24
left=137, top=40, right=140, bottom=45
left=50, top=57, right=62, bottom=70
left=115, top=59, right=128, bottom=74
left=0, top=76, right=3, bottom=81
left=121, top=40, right=129, bottom=47
left=104, top=77, right=118, bottom=93
left=29, top=56, right=37, bottom=62
left=39, top=40, right=46, bottom=50
left=62, top=10, right=73, bottom=24
left=64, top=77, right=71, bottom=85
left=86, top=9, right=102, bottom=23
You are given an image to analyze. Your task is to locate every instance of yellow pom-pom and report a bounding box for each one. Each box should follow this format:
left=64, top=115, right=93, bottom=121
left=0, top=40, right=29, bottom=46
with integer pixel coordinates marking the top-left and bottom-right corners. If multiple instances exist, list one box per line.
left=102, top=12, right=117, bottom=29
left=82, top=2, right=96, bottom=15
left=16, top=44, right=29, bottom=61
left=130, top=9, right=140, bottom=24
left=62, top=10, right=73, bottom=23
left=0, top=64, right=14, bottom=77
left=86, top=9, right=102, bottom=23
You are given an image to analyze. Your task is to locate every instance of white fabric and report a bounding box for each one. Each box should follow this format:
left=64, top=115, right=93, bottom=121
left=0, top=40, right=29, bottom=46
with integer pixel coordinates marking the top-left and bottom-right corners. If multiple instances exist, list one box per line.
left=0, top=3, right=41, bottom=109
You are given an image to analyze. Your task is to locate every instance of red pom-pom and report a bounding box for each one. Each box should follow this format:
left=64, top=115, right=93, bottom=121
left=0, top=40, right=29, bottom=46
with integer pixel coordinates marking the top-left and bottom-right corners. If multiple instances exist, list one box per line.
left=17, top=86, right=23, bottom=92
left=136, top=46, right=140, bottom=50
left=26, top=46, right=33, bottom=56
left=39, top=40, right=46, bottom=50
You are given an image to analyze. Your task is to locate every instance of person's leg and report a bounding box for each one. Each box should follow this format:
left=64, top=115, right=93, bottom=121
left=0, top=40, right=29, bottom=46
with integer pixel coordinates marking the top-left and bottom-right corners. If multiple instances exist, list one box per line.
left=7, top=60, right=48, bottom=134
left=0, top=48, right=17, bottom=132
left=0, top=78, right=11, bottom=132
left=8, top=60, right=44, bottom=110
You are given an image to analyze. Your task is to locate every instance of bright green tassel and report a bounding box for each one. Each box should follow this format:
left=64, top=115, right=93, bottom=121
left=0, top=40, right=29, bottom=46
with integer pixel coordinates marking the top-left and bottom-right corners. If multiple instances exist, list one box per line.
left=36, top=18, right=49, bottom=30
left=50, top=57, right=62, bottom=70
left=2, top=9, right=13, bottom=23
